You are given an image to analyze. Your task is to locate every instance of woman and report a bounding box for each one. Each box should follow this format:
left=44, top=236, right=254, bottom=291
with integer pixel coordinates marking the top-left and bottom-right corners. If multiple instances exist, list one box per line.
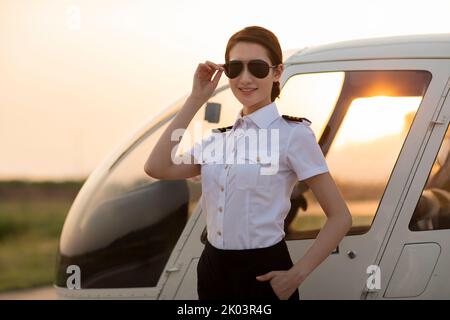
left=144, top=26, right=352, bottom=300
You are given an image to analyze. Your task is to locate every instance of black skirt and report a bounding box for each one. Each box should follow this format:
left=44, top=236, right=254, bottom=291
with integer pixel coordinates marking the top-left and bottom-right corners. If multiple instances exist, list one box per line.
left=197, top=238, right=300, bottom=300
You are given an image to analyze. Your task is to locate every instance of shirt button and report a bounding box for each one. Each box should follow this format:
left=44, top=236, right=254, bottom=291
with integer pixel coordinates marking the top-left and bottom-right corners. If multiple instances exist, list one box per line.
left=220, top=186, right=224, bottom=192
left=217, top=231, right=222, bottom=236
left=218, top=206, right=223, bottom=212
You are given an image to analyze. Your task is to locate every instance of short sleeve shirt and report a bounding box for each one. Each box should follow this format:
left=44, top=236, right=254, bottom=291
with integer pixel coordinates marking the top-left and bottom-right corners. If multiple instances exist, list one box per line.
left=184, top=101, right=329, bottom=249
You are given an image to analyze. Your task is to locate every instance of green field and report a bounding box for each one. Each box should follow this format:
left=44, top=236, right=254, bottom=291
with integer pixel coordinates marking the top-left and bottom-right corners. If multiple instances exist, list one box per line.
left=0, top=181, right=82, bottom=292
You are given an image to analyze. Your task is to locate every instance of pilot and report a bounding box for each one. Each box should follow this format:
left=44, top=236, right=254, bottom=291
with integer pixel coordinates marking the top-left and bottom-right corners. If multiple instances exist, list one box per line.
left=144, top=26, right=352, bottom=300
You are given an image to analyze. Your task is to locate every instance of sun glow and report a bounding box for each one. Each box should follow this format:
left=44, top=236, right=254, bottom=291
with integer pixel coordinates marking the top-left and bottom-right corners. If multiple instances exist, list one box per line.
left=333, top=96, right=422, bottom=148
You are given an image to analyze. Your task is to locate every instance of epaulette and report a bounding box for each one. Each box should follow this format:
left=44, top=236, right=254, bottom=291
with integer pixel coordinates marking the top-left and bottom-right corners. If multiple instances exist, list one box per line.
left=212, top=125, right=233, bottom=133
left=282, top=115, right=312, bottom=124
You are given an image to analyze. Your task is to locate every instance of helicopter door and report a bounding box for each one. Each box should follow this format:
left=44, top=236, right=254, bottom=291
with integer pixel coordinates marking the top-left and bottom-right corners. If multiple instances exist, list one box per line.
left=276, top=61, right=436, bottom=299
left=378, top=76, right=450, bottom=299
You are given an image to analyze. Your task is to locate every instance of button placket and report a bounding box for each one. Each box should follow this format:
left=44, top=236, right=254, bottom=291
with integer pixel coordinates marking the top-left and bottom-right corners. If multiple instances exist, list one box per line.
left=231, top=127, right=246, bottom=158
left=224, top=131, right=236, bottom=171
left=216, top=162, right=228, bottom=246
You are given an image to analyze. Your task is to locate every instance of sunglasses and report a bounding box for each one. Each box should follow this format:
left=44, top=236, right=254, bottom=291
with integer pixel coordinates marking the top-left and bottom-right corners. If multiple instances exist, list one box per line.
left=223, top=59, right=279, bottom=79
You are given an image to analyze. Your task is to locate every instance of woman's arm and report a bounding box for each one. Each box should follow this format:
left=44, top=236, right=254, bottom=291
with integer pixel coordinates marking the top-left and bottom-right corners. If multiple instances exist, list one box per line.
left=144, top=61, right=224, bottom=180
left=256, top=171, right=352, bottom=299
left=289, top=171, right=353, bottom=283
left=144, top=96, right=203, bottom=180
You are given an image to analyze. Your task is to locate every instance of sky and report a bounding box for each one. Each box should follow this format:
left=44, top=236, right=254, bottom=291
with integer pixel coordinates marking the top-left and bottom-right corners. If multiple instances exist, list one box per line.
left=1, top=0, right=450, bottom=181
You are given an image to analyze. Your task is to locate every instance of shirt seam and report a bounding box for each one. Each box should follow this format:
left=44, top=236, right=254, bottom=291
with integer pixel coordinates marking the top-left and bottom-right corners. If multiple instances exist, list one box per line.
left=298, top=165, right=329, bottom=181
left=286, top=124, right=323, bottom=180
left=286, top=124, right=301, bottom=172
left=285, top=126, right=292, bottom=172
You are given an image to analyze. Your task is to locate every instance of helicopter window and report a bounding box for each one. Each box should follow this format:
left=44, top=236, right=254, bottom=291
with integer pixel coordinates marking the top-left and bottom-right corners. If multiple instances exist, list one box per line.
left=57, top=119, right=202, bottom=289
left=409, top=123, right=450, bottom=231
left=277, top=70, right=432, bottom=239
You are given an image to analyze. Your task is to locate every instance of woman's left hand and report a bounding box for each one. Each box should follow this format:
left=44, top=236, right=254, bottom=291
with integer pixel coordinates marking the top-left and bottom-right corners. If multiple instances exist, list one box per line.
left=256, top=269, right=304, bottom=300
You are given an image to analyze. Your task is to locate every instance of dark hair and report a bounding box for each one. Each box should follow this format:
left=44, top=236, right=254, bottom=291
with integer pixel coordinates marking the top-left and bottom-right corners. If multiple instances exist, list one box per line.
left=225, top=26, right=283, bottom=102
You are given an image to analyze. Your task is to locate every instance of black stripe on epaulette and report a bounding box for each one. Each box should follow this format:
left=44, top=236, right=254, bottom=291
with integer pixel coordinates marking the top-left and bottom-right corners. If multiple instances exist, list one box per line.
left=212, top=125, right=233, bottom=133
left=282, top=115, right=312, bottom=124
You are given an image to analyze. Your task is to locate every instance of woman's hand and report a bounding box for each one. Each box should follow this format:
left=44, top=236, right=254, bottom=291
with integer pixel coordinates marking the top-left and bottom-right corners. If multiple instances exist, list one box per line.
left=189, top=60, right=225, bottom=106
left=256, top=269, right=305, bottom=300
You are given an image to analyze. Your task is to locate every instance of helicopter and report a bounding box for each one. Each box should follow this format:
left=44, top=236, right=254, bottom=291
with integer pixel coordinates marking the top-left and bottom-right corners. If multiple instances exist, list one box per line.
left=55, top=33, right=450, bottom=299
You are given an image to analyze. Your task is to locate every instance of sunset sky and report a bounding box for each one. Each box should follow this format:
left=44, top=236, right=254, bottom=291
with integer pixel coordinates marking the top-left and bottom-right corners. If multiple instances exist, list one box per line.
left=1, top=0, right=450, bottom=181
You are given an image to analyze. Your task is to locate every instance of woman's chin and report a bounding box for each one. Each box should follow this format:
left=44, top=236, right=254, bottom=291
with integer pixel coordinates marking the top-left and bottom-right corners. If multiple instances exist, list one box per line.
left=237, top=95, right=259, bottom=106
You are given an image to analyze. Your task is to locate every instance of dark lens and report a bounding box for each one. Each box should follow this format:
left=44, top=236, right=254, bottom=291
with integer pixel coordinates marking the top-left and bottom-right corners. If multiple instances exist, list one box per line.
left=224, top=61, right=243, bottom=79
left=248, top=60, right=270, bottom=78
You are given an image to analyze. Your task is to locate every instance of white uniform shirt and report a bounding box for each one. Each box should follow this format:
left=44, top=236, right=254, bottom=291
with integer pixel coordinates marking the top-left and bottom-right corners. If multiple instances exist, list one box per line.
left=186, top=101, right=329, bottom=249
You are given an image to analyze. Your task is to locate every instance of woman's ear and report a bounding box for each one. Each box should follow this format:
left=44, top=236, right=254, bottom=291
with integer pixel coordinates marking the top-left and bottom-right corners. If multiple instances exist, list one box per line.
left=274, top=64, right=284, bottom=81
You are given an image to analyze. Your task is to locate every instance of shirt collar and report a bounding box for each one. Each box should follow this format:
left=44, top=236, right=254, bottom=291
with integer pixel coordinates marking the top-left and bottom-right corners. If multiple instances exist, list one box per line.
left=232, top=101, right=280, bottom=129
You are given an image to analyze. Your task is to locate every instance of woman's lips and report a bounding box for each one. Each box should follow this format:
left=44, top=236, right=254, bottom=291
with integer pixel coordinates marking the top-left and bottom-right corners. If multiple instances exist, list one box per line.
left=239, top=88, right=257, bottom=95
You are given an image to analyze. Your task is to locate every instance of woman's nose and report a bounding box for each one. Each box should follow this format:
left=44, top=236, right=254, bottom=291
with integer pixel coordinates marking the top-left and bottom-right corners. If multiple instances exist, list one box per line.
left=240, top=65, right=253, bottom=81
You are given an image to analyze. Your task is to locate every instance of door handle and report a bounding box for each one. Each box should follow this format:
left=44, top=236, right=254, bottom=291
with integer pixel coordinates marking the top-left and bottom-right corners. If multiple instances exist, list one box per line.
left=165, top=266, right=181, bottom=273
left=430, top=114, right=447, bottom=125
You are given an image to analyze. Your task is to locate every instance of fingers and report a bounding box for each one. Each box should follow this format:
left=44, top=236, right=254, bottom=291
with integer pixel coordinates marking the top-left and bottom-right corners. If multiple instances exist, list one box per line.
left=196, top=61, right=224, bottom=85
left=196, top=61, right=223, bottom=77
left=211, top=67, right=223, bottom=86
left=205, top=60, right=225, bottom=72
left=205, top=61, right=224, bottom=85
left=256, top=272, right=274, bottom=281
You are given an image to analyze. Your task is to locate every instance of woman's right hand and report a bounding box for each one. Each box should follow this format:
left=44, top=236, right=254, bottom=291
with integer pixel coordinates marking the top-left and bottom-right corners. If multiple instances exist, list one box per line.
left=189, top=60, right=225, bottom=106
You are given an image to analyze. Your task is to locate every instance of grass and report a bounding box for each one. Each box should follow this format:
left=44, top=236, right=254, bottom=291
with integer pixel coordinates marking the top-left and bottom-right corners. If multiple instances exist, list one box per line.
left=0, top=180, right=82, bottom=293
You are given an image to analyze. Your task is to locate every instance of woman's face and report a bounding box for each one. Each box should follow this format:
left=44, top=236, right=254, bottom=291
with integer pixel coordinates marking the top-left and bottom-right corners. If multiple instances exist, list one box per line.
left=228, top=41, right=283, bottom=110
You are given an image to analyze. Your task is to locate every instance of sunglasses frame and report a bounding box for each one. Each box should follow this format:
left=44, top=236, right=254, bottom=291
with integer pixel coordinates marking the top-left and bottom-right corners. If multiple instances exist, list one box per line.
left=223, top=59, right=280, bottom=79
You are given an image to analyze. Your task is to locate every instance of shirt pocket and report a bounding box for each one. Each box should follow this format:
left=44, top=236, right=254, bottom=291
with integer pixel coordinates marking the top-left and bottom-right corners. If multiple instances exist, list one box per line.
left=201, top=163, right=216, bottom=193
left=235, top=154, right=273, bottom=190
